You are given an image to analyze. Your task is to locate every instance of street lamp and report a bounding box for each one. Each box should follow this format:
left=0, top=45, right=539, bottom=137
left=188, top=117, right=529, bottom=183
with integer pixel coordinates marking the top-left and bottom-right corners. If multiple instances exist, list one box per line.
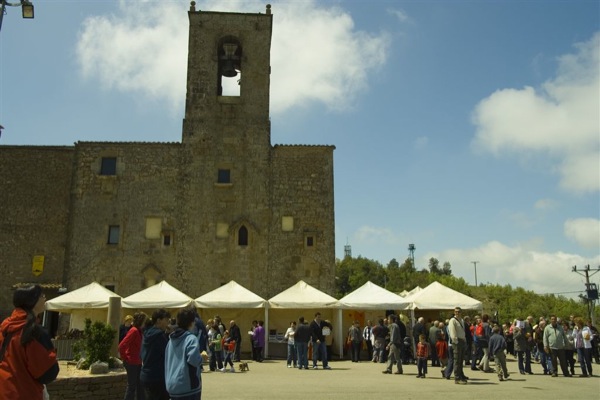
left=471, top=261, right=479, bottom=286
left=0, top=0, right=35, bottom=32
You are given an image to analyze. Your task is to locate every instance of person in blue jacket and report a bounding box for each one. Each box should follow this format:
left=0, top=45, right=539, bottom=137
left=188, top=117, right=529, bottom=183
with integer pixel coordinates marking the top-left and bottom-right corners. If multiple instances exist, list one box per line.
left=165, top=308, right=204, bottom=400
left=140, top=309, right=170, bottom=400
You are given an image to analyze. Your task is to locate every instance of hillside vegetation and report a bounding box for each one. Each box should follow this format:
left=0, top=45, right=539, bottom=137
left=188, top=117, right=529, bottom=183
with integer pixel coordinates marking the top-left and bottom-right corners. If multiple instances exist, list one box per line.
left=336, top=256, right=597, bottom=323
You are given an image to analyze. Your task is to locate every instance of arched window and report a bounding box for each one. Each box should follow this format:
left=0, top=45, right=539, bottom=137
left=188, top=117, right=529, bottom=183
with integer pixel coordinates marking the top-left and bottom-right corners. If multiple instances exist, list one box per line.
left=238, top=225, right=248, bottom=246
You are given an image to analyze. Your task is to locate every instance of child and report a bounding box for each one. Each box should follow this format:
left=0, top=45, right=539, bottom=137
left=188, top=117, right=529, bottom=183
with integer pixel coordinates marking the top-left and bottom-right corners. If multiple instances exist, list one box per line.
left=220, top=330, right=236, bottom=373
left=209, top=324, right=223, bottom=372
left=488, top=325, right=510, bottom=381
left=436, top=332, right=449, bottom=377
left=416, top=334, right=430, bottom=378
left=165, top=308, right=204, bottom=400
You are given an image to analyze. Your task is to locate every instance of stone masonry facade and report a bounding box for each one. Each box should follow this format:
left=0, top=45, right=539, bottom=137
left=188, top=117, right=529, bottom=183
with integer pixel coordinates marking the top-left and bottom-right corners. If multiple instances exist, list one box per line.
left=0, top=5, right=335, bottom=318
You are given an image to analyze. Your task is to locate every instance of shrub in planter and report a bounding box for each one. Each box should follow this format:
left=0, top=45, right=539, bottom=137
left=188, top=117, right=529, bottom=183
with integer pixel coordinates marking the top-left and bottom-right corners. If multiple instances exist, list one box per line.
left=73, top=318, right=117, bottom=370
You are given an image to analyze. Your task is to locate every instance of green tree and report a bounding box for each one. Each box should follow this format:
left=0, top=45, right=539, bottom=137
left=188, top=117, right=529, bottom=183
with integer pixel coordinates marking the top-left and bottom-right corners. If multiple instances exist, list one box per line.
left=441, top=261, right=452, bottom=276
left=73, top=318, right=117, bottom=369
left=428, top=257, right=441, bottom=274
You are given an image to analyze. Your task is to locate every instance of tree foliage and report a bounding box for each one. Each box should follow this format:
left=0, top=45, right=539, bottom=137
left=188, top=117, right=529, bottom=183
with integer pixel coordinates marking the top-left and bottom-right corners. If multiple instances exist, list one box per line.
left=335, top=256, right=595, bottom=322
left=73, top=318, right=117, bottom=369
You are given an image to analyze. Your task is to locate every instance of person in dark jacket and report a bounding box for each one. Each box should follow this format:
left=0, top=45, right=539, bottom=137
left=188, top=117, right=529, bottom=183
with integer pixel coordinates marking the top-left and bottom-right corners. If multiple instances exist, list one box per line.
left=309, top=312, right=332, bottom=369
left=294, top=316, right=312, bottom=369
left=229, top=320, right=242, bottom=362
left=140, top=309, right=171, bottom=400
left=0, top=285, right=59, bottom=400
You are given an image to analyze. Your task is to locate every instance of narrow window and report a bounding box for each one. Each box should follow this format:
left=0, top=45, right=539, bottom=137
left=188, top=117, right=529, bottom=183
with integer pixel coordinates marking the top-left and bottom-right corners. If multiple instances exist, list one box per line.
left=163, top=234, right=171, bottom=246
left=306, top=236, right=314, bottom=247
left=238, top=226, right=248, bottom=246
left=100, top=157, right=117, bottom=175
left=107, top=225, right=120, bottom=245
left=105, top=284, right=115, bottom=292
left=217, top=169, right=231, bottom=183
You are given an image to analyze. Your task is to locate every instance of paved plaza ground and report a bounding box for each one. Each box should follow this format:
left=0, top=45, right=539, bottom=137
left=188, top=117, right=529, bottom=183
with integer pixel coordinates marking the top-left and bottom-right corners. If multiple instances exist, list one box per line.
left=202, top=358, right=599, bottom=400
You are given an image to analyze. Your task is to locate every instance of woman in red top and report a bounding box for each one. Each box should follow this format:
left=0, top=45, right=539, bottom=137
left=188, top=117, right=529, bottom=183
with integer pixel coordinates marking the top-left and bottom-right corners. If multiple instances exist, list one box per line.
left=119, top=311, right=147, bottom=400
left=0, top=285, right=59, bottom=399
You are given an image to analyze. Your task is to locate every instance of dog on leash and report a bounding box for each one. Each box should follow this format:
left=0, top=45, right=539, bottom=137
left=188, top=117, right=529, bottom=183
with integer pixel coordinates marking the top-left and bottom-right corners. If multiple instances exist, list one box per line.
left=238, top=362, right=250, bottom=372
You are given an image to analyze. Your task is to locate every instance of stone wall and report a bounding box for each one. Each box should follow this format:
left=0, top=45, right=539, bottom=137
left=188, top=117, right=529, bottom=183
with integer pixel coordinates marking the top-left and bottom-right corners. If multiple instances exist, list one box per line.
left=0, top=146, right=74, bottom=317
left=46, top=373, right=127, bottom=400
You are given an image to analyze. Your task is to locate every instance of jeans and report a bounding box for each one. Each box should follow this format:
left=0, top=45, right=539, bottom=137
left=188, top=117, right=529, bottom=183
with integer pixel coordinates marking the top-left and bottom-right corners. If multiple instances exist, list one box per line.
left=351, top=341, right=361, bottom=362
left=549, top=348, right=569, bottom=376
left=373, top=338, right=386, bottom=362
left=445, top=345, right=454, bottom=378
left=537, top=347, right=550, bottom=373
left=312, top=341, right=328, bottom=367
left=171, top=394, right=200, bottom=400
left=453, top=339, right=466, bottom=381
left=123, top=362, right=144, bottom=400
left=287, top=343, right=297, bottom=366
left=142, top=383, right=169, bottom=400
left=296, top=342, right=308, bottom=368
left=494, top=351, right=509, bottom=378
left=517, top=349, right=531, bottom=373
left=385, top=343, right=403, bottom=373
left=417, top=357, right=428, bottom=376
left=577, top=347, right=593, bottom=376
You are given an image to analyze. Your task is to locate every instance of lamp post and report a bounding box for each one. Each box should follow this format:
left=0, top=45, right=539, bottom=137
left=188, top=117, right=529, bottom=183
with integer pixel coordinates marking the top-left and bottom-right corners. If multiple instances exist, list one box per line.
left=0, top=0, right=34, bottom=32
left=471, top=261, right=479, bottom=287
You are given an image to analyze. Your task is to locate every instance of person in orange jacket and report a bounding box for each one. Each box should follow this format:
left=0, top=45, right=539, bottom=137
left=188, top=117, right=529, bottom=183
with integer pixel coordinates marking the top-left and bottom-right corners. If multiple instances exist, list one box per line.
left=0, top=285, right=59, bottom=399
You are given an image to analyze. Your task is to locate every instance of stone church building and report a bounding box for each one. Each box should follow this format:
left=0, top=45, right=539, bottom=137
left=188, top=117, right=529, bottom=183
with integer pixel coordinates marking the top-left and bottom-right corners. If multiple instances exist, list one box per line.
left=0, top=4, right=335, bottom=319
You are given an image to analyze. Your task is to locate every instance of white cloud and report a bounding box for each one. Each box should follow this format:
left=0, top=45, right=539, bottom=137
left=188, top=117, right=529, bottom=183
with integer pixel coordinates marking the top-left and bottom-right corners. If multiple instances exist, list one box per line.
left=387, top=8, right=409, bottom=23
left=564, top=218, right=600, bottom=250
left=425, top=241, right=599, bottom=297
left=76, top=0, right=388, bottom=116
left=471, top=32, right=600, bottom=194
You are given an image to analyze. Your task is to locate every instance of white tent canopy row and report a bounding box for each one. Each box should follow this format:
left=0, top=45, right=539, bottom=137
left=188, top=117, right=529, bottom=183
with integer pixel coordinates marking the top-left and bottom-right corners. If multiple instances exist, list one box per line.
left=46, top=280, right=482, bottom=357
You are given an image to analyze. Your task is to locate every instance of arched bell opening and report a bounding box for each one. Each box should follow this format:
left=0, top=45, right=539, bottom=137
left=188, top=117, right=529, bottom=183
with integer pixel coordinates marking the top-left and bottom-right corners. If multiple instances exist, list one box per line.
left=217, top=36, right=242, bottom=96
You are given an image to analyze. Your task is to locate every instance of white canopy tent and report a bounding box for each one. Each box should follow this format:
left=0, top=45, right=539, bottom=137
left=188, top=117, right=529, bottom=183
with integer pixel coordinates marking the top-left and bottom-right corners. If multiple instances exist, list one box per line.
left=401, top=281, right=482, bottom=311
left=267, top=280, right=341, bottom=359
left=122, top=280, right=194, bottom=310
left=194, top=280, right=267, bottom=356
left=338, top=281, right=409, bottom=310
left=45, top=281, right=121, bottom=330
left=337, top=281, right=409, bottom=359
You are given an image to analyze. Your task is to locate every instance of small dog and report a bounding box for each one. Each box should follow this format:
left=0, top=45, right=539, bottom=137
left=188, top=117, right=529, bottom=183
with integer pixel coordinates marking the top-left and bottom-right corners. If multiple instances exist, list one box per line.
left=238, top=362, right=250, bottom=372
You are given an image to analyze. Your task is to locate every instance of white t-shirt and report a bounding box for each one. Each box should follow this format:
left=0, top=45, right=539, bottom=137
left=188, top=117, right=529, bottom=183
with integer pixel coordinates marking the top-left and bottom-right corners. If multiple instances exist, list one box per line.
left=285, top=327, right=295, bottom=344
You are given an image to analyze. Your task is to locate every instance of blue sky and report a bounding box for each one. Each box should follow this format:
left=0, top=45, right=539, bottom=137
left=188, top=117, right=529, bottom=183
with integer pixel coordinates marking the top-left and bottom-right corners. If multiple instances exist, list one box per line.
left=1, top=0, right=598, bottom=298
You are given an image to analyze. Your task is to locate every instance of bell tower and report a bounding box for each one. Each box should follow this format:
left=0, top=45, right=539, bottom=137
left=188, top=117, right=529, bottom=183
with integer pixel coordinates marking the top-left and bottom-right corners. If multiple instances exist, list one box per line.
left=182, top=2, right=273, bottom=145
left=176, top=3, right=275, bottom=296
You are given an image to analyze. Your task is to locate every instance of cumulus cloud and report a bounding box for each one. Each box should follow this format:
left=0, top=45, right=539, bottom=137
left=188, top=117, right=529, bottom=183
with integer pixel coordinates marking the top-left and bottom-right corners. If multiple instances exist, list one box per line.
left=425, top=241, right=599, bottom=297
left=76, top=0, right=388, bottom=116
left=471, top=32, right=600, bottom=194
left=564, top=218, right=600, bottom=250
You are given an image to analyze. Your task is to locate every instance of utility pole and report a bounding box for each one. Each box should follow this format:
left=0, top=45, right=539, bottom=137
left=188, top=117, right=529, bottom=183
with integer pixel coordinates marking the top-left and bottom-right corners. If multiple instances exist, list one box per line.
left=572, top=264, right=600, bottom=326
left=471, top=261, right=479, bottom=287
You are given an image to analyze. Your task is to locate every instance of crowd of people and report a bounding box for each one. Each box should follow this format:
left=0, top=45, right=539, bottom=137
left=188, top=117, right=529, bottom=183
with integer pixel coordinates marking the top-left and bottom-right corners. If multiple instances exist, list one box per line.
left=344, top=307, right=599, bottom=384
left=2, top=285, right=598, bottom=399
